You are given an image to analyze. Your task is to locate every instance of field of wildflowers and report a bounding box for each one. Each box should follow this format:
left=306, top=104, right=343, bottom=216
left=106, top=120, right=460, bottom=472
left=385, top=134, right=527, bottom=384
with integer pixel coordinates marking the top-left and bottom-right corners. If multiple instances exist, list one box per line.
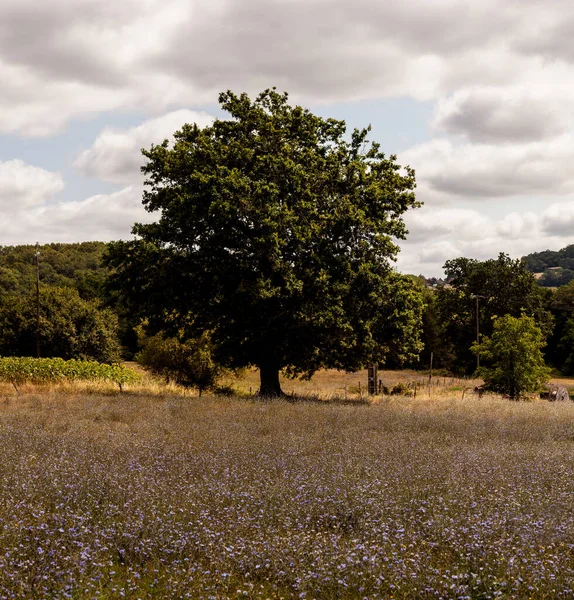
left=0, top=382, right=573, bottom=598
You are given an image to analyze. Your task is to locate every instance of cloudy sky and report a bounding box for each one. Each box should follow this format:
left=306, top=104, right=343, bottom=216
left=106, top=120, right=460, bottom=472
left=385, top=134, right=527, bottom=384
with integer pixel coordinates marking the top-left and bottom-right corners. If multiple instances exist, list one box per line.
left=2, top=0, right=574, bottom=276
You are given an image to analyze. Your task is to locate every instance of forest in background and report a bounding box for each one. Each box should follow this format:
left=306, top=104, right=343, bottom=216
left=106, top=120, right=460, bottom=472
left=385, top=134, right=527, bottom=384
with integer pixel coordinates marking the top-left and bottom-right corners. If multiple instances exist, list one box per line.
left=0, top=242, right=108, bottom=301
left=522, top=244, right=574, bottom=287
left=1, top=241, right=574, bottom=380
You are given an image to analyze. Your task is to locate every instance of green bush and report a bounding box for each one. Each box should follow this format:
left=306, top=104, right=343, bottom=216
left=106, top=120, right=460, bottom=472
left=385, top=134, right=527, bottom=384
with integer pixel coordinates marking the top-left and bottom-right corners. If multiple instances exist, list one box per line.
left=390, top=382, right=413, bottom=396
left=136, top=330, right=220, bottom=394
left=472, top=314, right=551, bottom=399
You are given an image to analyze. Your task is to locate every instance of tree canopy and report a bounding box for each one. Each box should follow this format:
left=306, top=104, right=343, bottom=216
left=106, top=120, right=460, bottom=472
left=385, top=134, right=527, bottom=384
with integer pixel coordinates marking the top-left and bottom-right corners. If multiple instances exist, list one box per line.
left=106, top=89, right=422, bottom=395
left=0, top=287, right=121, bottom=363
left=522, top=244, right=574, bottom=287
left=473, top=314, right=551, bottom=399
left=0, top=242, right=108, bottom=300
left=433, top=253, right=552, bottom=373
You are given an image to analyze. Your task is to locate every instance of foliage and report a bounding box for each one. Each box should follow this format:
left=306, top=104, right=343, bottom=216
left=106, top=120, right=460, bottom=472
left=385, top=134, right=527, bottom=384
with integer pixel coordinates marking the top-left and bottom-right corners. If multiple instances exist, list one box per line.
left=436, top=253, right=553, bottom=373
left=390, top=382, right=413, bottom=396
left=522, top=242, right=574, bottom=287
left=537, top=268, right=574, bottom=287
left=136, top=329, right=220, bottom=393
left=472, top=314, right=551, bottom=399
left=0, top=242, right=108, bottom=300
left=522, top=244, right=574, bottom=286
left=0, top=357, right=139, bottom=388
left=556, top=316, right=574, bottom=375
left=106, top=89, right=422, bottom=395
left=0, top=242, right=140, bottom=358
left=543, top=280, right=574, bottom=372
left=409, top=284, right=456, bottom=370
left=0, top=287, right=121, bottom=363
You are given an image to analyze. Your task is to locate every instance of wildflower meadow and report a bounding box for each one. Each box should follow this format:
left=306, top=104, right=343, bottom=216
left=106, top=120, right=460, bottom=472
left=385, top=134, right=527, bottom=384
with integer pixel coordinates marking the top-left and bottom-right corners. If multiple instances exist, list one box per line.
left=0, top=378, right=573, bottom=598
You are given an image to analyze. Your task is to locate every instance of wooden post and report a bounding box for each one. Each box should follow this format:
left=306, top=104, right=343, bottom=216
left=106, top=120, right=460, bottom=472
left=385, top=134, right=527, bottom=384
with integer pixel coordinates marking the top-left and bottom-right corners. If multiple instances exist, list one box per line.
left=367, top=363, right=377, bottom=395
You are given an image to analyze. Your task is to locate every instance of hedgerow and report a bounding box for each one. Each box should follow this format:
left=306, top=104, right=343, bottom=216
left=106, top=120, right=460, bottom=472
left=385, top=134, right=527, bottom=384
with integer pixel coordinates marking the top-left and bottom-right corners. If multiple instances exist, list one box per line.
left=0, top=357, right=139, bottom=390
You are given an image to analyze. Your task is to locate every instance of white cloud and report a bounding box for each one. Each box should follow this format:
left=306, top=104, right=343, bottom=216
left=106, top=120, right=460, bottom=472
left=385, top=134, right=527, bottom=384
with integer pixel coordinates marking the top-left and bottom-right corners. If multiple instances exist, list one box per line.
left=74, top=110, right=214, bottom=184
left=405, top=207, right=491, bottom=242
left=541, top=201, right=574, bottom=237
left=432, top=86, right=574, bottom=143
left=397, top=201, right=574, bottom=276
left=0, top=159, right=150, bottom=244
left=2, top=0, right=574, bottom=135
left=496, top=211, right=539, bottom=240
left=0, top=160, right=64, bottom=210
left=511, top=0, right=574, bottom=63
left=418, top=241, right=462, bottom=264
left=0, top=186, right=152, bottom=246
left=402, top=136, right=574, bottom=200
left=0, top=0, right=194, bottom=136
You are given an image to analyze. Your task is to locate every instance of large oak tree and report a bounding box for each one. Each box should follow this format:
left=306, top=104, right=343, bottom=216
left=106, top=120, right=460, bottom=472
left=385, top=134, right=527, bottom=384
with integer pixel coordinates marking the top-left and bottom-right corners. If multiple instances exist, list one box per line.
left=106, top=90, right=422, bottom=395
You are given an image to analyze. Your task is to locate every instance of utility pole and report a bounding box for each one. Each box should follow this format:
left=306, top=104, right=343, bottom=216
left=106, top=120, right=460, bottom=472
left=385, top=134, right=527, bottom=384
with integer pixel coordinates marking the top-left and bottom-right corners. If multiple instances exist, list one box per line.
left=476, top=294, right=479, bottom=370
left=35, top=242, right=40, bottom=358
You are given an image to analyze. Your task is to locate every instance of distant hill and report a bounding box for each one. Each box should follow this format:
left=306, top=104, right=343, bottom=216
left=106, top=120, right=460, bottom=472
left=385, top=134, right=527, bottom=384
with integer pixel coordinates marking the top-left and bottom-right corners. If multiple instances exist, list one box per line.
left=522, top=245, right=574, bottom=287
left=0, top=242, right=108, bottom=300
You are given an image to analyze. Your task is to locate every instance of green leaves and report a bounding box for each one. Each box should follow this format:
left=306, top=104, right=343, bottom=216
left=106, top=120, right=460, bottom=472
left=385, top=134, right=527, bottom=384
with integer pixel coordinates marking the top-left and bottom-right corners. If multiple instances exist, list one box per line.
left=136, top=329, right=220, bottom=393
left=0, top=357, right=139, bottom=387
left=108, top=89, right=422, bottom=392
left=472, top=314, right=551, bottom=399
left=0, top=287, right=121, bottom=363
left=436, top=253, right=553, bottom=373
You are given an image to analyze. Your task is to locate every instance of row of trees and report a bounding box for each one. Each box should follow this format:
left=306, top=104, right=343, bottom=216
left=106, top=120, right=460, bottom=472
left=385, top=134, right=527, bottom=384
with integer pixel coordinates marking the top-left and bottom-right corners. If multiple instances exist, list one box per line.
left=0, top=242, right=107, bottom=300
left=417, top=253, right=574, bottom=377
left=1, top=246, right=565, bottom=395
left=0, top=287, right=121, bottom=364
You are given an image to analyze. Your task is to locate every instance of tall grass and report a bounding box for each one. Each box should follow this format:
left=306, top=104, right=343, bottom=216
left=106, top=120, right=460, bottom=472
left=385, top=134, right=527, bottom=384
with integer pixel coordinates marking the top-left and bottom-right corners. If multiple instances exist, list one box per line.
left=0, top=386, right=573, bottom=598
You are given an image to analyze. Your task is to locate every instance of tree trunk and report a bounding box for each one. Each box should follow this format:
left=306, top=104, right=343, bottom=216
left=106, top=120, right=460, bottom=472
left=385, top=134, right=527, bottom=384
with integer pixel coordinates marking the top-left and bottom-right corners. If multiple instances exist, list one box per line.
left=258, top=362, right=284, bottom=397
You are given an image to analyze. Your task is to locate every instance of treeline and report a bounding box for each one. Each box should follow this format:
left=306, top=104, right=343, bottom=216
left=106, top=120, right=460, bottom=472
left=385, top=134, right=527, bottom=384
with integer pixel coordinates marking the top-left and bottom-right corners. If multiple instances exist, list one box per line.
left=0, top=242, right=108, bottom=300
left=417, top=253, right=574, bottom=375
left=0, top=242, right=121, bottom=364
left=2, top=242, right=574, bottom=383
left=522, top=244, right=574, bottom=287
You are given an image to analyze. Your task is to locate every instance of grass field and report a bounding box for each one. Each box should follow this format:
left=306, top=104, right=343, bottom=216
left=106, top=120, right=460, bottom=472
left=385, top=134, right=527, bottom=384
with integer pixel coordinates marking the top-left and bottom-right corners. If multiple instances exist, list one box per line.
left=0, top=372, right=573, bottom=598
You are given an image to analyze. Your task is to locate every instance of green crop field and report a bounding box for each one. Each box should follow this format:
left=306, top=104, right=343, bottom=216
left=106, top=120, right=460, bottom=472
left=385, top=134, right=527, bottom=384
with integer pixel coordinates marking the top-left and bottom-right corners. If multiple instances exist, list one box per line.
left=0, top=357, right=139, bottom=391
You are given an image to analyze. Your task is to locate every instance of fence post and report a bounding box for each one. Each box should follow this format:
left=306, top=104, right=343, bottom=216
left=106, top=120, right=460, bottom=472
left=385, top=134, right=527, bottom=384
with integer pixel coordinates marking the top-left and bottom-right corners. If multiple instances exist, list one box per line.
left=367, top=363, right=377, bottom=395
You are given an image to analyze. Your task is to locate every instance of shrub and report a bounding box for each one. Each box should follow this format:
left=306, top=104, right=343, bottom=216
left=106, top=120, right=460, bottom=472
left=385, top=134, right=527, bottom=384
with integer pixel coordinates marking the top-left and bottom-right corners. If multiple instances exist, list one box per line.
left=390, top=382, right=413, bottom=396
left=136, top=330, right=220, bottom=394
left=472, top=314, right=551, bottom=399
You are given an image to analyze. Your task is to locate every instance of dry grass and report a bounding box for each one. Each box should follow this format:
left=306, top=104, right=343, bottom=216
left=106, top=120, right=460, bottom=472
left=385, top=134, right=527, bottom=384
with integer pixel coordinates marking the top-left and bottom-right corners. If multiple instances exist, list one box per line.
left=222, top=368, right=483, bottom=401
left=0, top=372, right=574, bottom=598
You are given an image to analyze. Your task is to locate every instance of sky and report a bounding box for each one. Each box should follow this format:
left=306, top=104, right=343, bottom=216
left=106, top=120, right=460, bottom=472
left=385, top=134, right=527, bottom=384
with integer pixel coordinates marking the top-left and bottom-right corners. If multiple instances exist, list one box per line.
left=2, top=0, right=574, bottom=277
